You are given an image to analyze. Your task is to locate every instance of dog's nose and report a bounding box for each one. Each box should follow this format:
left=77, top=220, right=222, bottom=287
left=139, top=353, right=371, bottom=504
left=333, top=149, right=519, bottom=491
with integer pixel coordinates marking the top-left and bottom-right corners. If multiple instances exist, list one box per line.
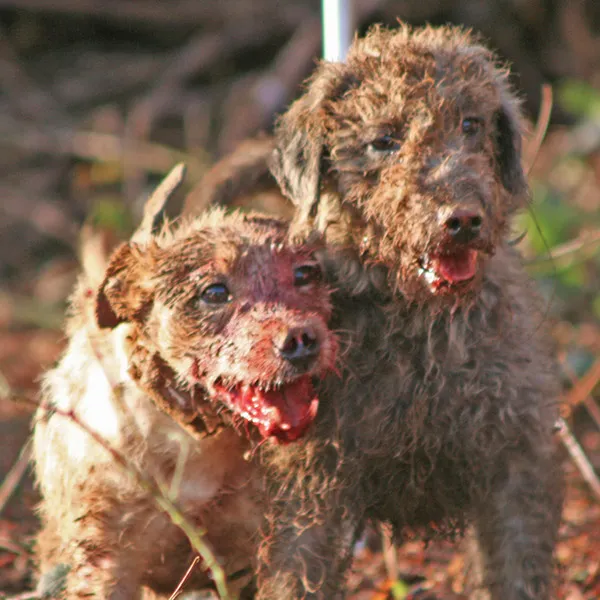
left=443, top=210, right=483, bottom=244
left=279, top=326, right=320, bottom=371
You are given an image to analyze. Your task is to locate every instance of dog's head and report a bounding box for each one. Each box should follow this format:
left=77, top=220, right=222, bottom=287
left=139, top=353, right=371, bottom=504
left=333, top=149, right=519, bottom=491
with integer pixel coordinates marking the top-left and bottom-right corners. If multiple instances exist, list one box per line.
left=271, top=24, right=528, bottom=302
left=94, top=172, right=336, bottom=443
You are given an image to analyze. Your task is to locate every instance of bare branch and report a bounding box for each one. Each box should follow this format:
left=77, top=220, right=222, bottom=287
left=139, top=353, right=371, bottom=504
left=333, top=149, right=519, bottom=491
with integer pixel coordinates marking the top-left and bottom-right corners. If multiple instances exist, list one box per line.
left=168, top=555, right=201, bottom=600
left=526, top=230, right=600, bottom=268
left=132, top=163, right=187, bottom=243
left=556, top=418, right=600, bottom=502
left=524, top=84, right=553, bottom=176
left=564, top=357, right=600, bottom=411
left=0, top=439, right=32, bottom=516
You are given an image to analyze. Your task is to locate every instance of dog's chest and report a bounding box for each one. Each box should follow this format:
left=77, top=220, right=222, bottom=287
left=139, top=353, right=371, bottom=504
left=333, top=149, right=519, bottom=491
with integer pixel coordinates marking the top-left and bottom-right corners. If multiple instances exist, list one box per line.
left=156, top=421, right=260, bottom=511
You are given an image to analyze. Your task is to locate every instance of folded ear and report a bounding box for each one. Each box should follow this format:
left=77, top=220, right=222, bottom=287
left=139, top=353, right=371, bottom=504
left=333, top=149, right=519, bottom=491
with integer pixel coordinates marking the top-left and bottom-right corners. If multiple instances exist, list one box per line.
left=269, top=98, right=324, bottom=224
left=95, top=243, right=154, bottom=329
left=269, top=62, right=354, bottom=223
left=493, top=86, right=527, bottom=199
left=95, top=164, right=186, bottom=329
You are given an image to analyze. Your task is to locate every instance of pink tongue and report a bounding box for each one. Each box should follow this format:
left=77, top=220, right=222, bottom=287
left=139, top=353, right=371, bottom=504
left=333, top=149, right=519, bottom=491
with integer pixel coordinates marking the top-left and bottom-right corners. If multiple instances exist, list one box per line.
left=436, top=249, right=478, bottom=283
left=221, top=376, right=319, bottom=443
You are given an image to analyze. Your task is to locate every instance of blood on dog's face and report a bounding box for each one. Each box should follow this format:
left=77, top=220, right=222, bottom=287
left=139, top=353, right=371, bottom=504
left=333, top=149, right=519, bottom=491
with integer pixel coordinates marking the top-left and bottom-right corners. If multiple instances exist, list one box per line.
left=96, top=211, right=337, bottom=443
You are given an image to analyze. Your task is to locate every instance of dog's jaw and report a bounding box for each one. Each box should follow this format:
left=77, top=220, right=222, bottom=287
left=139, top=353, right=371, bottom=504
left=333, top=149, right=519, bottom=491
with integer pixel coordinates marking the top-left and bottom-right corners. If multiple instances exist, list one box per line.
left=418, top=249, right=481, bottom=294
left=212, top=376, right=319, bottom=443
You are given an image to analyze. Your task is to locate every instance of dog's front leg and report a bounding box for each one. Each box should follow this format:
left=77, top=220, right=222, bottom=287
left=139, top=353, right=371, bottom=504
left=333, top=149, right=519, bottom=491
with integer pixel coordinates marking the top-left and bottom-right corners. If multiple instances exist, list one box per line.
left=38, top=517, right=145, bottom=599
left=36, top=486, right=168, bottom=600
left=255, top=499, right=358, bottom=600
left=469, top=441, right=563, bottom=600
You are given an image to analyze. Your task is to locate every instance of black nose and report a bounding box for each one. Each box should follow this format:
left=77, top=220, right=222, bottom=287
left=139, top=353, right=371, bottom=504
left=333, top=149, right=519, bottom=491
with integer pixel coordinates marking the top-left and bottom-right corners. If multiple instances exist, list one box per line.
left=443, top=210, right=483, bottom=244
left=279, top=326, right=320, bottom=371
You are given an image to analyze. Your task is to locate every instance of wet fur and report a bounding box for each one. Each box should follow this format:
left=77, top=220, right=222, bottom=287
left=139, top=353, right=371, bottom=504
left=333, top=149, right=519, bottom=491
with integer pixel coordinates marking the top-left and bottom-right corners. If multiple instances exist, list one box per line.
left=32, top=209, right=337, bottom=599
left=184, top=24, right=564, bottom=600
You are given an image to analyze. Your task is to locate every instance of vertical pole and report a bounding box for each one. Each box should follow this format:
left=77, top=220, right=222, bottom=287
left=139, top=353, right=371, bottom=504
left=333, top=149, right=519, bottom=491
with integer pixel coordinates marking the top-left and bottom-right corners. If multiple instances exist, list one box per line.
left=322, top=0, right=354, bottom=62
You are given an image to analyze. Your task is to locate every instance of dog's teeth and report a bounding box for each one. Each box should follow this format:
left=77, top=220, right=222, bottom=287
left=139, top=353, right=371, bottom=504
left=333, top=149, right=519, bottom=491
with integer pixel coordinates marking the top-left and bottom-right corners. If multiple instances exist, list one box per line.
left=423, top=270, right=437, bottom=285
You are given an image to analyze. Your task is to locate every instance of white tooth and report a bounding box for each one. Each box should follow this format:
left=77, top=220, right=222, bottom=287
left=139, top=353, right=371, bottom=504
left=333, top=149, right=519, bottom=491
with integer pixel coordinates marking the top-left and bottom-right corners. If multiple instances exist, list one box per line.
left=166, top=386, right=188, bottom=409
left=423, top=270, right=438, bottom=286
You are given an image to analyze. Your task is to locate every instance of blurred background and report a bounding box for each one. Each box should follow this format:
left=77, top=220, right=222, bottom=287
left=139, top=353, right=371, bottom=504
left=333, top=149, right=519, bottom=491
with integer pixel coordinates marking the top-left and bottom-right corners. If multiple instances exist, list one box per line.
left=0, top=1, right=599, bottom=598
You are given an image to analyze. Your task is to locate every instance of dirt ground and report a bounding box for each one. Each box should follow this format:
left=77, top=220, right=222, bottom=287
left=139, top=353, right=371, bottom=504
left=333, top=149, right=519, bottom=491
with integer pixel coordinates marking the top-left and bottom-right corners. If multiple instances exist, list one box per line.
left=0, top=2, right=599, bottom=599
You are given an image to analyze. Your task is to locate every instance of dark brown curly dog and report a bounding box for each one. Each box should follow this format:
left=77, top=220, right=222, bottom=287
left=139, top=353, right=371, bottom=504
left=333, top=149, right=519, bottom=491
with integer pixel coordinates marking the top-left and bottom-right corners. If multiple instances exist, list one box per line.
left=255, top=24, right=563, bottom=600
left=32, top=167, right=337, bottom=599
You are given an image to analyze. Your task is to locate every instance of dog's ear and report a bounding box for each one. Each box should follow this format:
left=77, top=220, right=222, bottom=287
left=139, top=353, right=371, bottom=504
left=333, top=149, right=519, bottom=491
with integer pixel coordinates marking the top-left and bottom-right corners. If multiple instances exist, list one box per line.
left=269, top=99, right=325, bottom=223
left=270, top=63, right=353, bottom=223
left=96, top=164, right=186, bottom=329
left=493, top=95, right=527, bottom=198
left=95, top=242, right=155, bottom=329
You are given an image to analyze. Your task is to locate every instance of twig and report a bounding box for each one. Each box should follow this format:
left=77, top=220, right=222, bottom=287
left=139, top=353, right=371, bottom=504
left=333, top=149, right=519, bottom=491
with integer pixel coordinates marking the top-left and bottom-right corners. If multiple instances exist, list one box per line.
left=52, top=52, right=166, bottom=109
left=0, top=117, right=207, bottom=182
left=524, top=84, right=553, bottom=176
left=561, top=359, right=600, bottom=431
left=123, top=20, right=298, bottom=202
left=563, top=357, right=600, bottom=411
left=556, top=418, right=600, bottom=502
left=218, top=16, right=321, bottom=152
left=21, top=394, right=235, bottom=600
left=168, top=555, right=201, bottom=600
left=0, top=439, right=32, bottom=516
left=132, top=163, right=187, bottom=243
left=526, top=230, right=600, bottom=267
left=0, top=372, right=34, bottom=516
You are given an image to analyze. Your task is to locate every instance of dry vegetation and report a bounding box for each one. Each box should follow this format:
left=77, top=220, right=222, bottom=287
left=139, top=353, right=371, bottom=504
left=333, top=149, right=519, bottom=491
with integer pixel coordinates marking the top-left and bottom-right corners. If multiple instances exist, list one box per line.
left=0, top=1, right=599, bottom=599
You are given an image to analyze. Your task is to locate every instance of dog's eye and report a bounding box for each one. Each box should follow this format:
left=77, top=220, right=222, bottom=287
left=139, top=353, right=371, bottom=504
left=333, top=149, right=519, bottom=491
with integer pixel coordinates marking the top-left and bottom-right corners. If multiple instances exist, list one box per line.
left=368, top=135, right=400, bottom=153
left=462, top=117, right=483, bottom=136
left=293, top=264, right=322, bottom=287
left=200, top=283, right=232, bottom=305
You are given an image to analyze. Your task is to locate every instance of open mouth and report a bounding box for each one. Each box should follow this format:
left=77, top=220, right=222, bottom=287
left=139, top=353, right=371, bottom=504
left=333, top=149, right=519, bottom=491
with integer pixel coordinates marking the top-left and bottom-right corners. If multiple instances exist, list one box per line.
left=213, top=375, right=319, bottom=443
left=418, top=248, right=479, bottom=292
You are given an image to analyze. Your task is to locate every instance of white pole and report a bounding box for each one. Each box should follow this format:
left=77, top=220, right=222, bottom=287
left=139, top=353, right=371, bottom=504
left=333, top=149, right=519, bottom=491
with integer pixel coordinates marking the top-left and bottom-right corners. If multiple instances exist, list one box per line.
left=322, top=0, right=354, bottom=62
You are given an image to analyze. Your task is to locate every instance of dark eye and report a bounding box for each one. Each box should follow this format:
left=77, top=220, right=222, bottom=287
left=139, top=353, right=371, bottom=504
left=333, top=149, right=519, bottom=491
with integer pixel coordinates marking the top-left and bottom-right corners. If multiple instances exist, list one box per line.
left=293, top=264, right=322, bottom=287
left=368, top=135, right=400, bottom=153
left=200, top=283, right=231, bottom=305
left=462, top=117, right=483, bottom=136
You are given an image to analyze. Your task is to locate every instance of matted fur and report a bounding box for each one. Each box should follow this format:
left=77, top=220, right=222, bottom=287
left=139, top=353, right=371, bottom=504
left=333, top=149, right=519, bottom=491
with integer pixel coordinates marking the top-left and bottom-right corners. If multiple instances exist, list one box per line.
left=182, top=23, right=564, bottom=600
left=32, top=208, right=338, bottom=599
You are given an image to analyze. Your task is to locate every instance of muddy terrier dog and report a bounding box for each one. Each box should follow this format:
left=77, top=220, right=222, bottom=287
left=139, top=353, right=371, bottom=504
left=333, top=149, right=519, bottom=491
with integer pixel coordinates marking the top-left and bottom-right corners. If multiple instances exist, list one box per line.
left=182, top=24, right=564, bottom=600
left=32, top=166, right=338, bottom=599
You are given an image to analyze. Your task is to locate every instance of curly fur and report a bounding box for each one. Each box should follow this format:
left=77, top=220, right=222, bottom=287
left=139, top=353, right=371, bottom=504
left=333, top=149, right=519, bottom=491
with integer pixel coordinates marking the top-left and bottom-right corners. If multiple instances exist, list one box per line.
left=182, top=23, right=564, bottom=600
